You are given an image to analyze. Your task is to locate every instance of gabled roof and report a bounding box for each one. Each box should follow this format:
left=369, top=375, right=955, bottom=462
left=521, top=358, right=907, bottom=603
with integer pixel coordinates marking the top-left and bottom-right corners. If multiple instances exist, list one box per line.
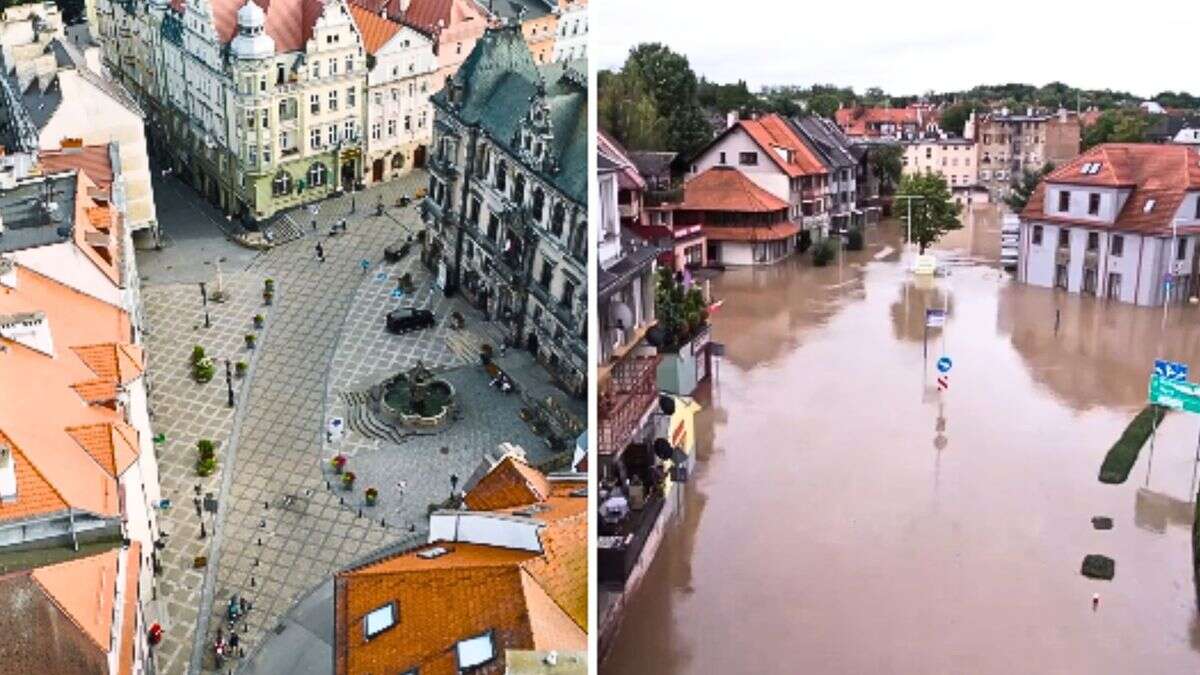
left=347, top=3, right=402, bottom=54
left=680, top=166, right=788, bottom=212
left=335, top=460, right=586, bottom=675
left=835, top=106, right=920, bottom=136
left=402, top=0, right=488, bottom=37
left=29, top=547, right=119, bottom=650
left=628, top=151, right=677, bottom=179
left=65, top=422, right=140, bottom=478
left=597, top=130, right=645, bottom=192
left=1021, top=143, right=1200, bottom=235
left=792, top=116, right=858, bottom=170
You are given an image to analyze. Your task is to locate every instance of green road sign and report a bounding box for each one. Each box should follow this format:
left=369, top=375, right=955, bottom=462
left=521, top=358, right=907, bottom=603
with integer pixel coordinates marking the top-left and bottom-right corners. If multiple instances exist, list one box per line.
left=1148, top=374, right=1200, bottom=414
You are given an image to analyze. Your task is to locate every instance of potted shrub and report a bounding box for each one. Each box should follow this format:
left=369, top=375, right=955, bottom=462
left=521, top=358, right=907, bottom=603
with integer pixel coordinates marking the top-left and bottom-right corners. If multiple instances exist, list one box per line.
left=331, top=454, right=347, bottom=474
left=253, top=314, right=265, bottom=329
left=190, top=345, right=206, bottom=366
left=365, top=487, right=378, bottom=506
left=263, top=289, right=274, bottom=305
left=341, top=471, right=356, bottom=490
left=235, top=360, right=248, bottom=377
left=193, top=356, right=215, bottom=383
left=264, top=278, right=275, bottom=292
left=244, top=333, right=256, bottom=349
left=196, top=439, right=216, bottom=476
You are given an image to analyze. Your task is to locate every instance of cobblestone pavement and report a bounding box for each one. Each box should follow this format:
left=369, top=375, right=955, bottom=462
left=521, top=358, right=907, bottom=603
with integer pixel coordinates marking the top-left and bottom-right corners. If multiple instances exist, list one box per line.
left=142, top=170, right=584, bottom=674
left=141, top=272, right=270, bottom=675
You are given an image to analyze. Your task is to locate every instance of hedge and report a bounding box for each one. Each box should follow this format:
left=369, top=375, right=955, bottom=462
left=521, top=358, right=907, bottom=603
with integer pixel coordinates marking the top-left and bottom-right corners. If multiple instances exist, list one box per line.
left=1098, top=405, right=1166, bottom=484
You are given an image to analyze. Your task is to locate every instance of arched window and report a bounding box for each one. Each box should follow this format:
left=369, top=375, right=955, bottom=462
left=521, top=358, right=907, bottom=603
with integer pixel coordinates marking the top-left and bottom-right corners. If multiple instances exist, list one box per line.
left=512, top=173, right=525, bottom=204
left=391, top=153, right=404, bottom=169
left=550, top=202, right=565, bottom=237
left=271, top=171, right=292, bottom=197
left=308, top=162, right=328, bottom=187
left=531, top=187, right=545, bottom=221
left=495, top=159, right=507, bottom=191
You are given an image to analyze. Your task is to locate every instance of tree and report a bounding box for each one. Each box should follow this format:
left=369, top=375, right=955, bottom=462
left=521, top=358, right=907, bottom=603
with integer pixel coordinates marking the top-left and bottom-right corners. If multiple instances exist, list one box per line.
left=1004, top=163, right=1055, bottom=212
left=652, top=267, right=708, bottom=353
left=870, top=144, right=903, bottom=194
left=939, top=102, right=975, bottom=137
left=1082, top=109, right=1149, bottom=149
left=598, top=69, right=667, bottom=151
left=620, top=43, right=713, bottom=155
left=808, top=93, right=840, bottom=119
left=895, top=172, right=961, bottom=254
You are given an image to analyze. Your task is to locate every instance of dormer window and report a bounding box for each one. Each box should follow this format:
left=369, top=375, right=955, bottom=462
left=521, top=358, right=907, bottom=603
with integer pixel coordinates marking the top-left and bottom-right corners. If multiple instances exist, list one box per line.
left=456, top=631, right=495, bottom=670
left=363, top=602, right=396, bottom=640
left=1144, top=199, right=1155, bottom=213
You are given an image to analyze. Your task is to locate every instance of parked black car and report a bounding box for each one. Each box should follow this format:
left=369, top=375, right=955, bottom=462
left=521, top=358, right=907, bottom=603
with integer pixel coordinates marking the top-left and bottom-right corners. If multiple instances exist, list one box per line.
left=386, top=307, right=435, bottom=334
left=384, top=241, right=412, bottom=263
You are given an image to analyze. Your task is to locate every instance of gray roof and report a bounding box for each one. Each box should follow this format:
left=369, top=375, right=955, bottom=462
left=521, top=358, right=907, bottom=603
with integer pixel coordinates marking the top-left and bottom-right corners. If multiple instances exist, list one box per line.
left=791, top=116, right=857, bottom=170
left=599, top=242, right=658, bottom=300
left=433, top=27, right=586, bottom=204
left=0, top=171, right=78, bottom=254
left=629, top=151, right=676, bottom=178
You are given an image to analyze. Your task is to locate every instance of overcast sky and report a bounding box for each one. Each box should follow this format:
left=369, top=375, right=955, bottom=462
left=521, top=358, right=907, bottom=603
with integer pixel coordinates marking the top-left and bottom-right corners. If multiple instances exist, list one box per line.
left=594, top=0, right=1195, bottom=98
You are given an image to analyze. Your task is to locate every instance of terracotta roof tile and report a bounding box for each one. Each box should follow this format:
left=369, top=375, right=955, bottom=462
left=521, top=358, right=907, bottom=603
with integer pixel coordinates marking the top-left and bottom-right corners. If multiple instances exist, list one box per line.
left=117, top=543, right=141, bottom=675
left=72, top=343, right=144, bottom=385
left=0, top=431, right=70, bottom=523
left=681, top=166, right=789, bottom=212
left=1021, top=143, right=1200, bottom=236
left=463, top=455, right=551, bottom=511
left=85, top=206, right=113, bottom=230
left=66, top=423, right=140, bottom=478
left=212, top=0, right=329, bottom=53
left=703, top=222, right=802, bottom=242
left=739, top=114, right=826, bottom=177
left=835, top=106, right=920, bottom=136
left=348, top=3, right=401, bottom=55
left=519, top=570, right=585, bottom=650
left=39, top=145, right=115, bottom=192
left=30, top=547, right=119, bottom=651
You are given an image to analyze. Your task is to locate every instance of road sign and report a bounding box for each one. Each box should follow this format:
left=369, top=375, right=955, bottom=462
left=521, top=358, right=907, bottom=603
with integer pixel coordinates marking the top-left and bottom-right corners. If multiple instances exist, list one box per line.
left=936, top=356, right=953, bottom=373
left=937, top=375, right=949, bottom=391
left=1154, top=359, right=1189, bottom=382
left=925, top=308, right=946, bottom=328
left=1148, top=374, right=1200, bottom=414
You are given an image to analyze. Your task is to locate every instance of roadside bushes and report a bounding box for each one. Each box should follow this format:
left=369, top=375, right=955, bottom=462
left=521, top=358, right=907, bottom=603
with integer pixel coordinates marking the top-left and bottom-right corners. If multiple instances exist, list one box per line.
left=846, top=229, right=865, bottom=251
left=191, top=346, right=215, bottom=383
left=811, top=238, right=836, bottom=267
left=196, top=439, right=217, bottom=476
left=1098, top=405, right=1167, bottom=484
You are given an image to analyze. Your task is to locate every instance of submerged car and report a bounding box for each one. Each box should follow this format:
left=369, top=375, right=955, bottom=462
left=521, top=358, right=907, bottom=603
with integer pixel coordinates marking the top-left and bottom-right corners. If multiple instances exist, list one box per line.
left=386, top=307, right=435, bottom=334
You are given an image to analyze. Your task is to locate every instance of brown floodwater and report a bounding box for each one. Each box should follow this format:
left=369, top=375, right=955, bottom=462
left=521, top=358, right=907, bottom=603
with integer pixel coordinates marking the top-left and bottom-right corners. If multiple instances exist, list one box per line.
left=602, top=209, right=1200, bottom=674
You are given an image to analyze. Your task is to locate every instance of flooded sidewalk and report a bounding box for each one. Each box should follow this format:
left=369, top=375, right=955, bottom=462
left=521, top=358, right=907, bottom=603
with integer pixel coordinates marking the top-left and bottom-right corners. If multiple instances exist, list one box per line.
left=602, top=217, right=1200, bottom=674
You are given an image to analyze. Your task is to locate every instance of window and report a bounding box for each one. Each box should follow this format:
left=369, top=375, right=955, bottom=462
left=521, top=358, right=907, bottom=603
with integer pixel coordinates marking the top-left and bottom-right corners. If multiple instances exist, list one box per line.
left=1087, top=232, right=1098, bottom=251
left=1178, top=237, right=1188, bottom=261
left=347, top=86, right=355, bottom=106
left=540, top=261, right=553, bottom=289
left=1111, top=234, right=1124, bottom=257
left=1057, top=228, right=1069, bottom=249
left=1195, top=197, right=1200, bottom=219
left=371, top=122, right=381, bottom=140
left=310, top=94, right=319, bottom=114
left=308, top=162, right=328, bottom=187
left=738, top=152, right=757, bottom=166
left=310, top=61, right=320, bottom=78
left=1032, top=225, right=1043, bottom=245
left=345, top=55, right=353, bottom=73
left=387, top=119, right=396, bottom=136
left=328, top=90, right=339, bottom=111
left=271, top=171, right=292, bottom=197
left=343, top=120, right=355, bottom=140
left=310, top=128, right=321, bottom=149
left=329, top=58, right=338, bottom=76
left=327, top=125, right=337, bottom=146
left=363, top=603, right=395, bottom=640
left=404, top=115, right=412, bottom=131
left=561, top=279, right=575, bottom=307
left=1057, top=190, right=1070, bottom=212
left=718, top=151, right=726, bottom=164
left=1088, top=193, right=1100, bottom=215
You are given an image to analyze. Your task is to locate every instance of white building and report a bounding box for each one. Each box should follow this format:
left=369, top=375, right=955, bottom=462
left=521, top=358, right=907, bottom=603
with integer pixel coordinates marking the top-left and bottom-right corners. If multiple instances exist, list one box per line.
left=349, top=4, right=436, bottom=183
left=551, top=0, right=586, bottom=62
left=1017, top=143, right=1200, bottom=305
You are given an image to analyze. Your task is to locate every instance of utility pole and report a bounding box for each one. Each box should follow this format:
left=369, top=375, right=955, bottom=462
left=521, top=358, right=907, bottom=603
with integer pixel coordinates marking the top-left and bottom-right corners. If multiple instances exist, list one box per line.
left=893, top=194, right=926, bottom=257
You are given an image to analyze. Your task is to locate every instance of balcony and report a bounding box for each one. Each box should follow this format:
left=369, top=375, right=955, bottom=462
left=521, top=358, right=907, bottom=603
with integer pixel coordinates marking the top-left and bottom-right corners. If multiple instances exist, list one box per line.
left=427, top=154, right=459, bottom=178
left=597, top=354, right=660, bottom=457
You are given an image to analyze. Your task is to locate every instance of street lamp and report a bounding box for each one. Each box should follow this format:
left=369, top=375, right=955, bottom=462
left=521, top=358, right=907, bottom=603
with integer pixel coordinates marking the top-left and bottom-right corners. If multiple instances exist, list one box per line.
left=893, top=194, right=926, bottom=254
left=224, top=359, right=234, bottom=408
left=198, top=281, right=210, bottom=328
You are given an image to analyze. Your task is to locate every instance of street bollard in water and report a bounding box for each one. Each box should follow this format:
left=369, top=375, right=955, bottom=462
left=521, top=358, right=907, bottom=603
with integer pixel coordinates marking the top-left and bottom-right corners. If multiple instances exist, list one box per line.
left=1092, top=593, right=1100, bottom=611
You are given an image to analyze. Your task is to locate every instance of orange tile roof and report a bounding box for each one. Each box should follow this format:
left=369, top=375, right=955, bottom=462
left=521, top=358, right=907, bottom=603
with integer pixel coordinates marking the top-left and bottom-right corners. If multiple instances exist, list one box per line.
left=348, top=3, right=402, bottom=55
left=703, top=222, right=802, bottom=242
left=463, top=455, right=551, bottom=510
left=72, top=343, right=145, bottom=385
left=211, top=0, right=328, bottom=53
left=835, top=106, right=920, bottom=136
left=739, top=114, right=826, bottom=177
left=681, top=166, right=789, bottom=212
left=66, top=423, right=141, bottom=478
left=0, top=430, right=70, bottom=522
left=1021, top=143, right=1200, bottom=236
left=336, top=462, right=586, bottom=675
left=85, top=206, right=113, bottom=230
left=40, top=145, right=115, bottom=192
left=30, top=547, right=119, bottom=650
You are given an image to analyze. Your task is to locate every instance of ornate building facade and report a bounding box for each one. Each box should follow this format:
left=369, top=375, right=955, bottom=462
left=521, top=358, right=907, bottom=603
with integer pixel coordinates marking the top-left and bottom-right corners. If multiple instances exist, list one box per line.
left=423, top=24, right=586, bottom=396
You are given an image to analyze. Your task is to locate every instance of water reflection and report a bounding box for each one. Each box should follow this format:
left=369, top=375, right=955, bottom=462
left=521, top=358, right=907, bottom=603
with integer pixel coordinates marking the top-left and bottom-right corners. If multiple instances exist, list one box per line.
left=1134, top=487, right=1194, bottom=534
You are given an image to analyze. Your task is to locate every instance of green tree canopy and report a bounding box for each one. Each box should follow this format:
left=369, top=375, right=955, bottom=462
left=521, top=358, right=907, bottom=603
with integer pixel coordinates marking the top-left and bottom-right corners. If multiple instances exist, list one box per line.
left=808, top=93, right=840, bottom=119
left=1004, top=163, right=1055, bottom=212
left=1082, top=110, right=1149, bottom=149
left=602, top=43, right=713, bottom=156
left=939, top=102, right=975, bottom=137
left=871, top=144, right=903, bottom=194
left=598, top=68, right=668, bottom=151
left=895, top=172, right=962, bottom=254
left=653, top=267, right=708, bottom=353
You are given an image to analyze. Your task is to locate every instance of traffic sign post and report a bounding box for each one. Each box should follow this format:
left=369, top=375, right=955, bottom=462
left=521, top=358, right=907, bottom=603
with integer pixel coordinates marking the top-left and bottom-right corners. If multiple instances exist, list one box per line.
left=1144, top=360, right=1200, bottom=497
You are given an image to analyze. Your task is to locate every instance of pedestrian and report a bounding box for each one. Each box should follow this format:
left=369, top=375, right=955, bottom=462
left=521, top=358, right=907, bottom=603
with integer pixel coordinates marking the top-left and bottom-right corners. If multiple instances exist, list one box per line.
left=340, top=218, right=349, bottom=233
left=311, top=217, right=317, bottom=232
left=361, top=258, right=370, bottom=274
left=229, top=631, right=240, bottom=651
left=315, top=241, right=325, bottom=262
left=193, top=496, right=202, bottom=518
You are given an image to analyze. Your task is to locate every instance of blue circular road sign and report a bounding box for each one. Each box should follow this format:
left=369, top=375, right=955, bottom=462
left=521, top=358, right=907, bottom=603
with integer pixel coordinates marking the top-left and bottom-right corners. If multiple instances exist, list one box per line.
left=937, top=356, right=953, bottom=373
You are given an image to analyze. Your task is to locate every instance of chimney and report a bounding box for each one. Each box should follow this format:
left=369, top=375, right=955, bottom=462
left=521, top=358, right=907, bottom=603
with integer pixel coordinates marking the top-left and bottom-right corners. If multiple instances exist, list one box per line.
left=0, top=443, right=15, bottom=503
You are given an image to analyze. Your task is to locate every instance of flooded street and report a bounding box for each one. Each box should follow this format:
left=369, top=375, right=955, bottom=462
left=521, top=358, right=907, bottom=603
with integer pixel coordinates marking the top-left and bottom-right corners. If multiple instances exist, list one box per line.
left=603, top=210, right=1200, bottom=674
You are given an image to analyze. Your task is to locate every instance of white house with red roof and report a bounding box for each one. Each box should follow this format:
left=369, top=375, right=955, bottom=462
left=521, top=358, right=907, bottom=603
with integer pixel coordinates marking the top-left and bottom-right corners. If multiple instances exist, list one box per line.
left=1017, top=143, right=1200, bottom=305
left=686, top=113, right=829, bottom=240
left=678, top=166, right=800, bottom=266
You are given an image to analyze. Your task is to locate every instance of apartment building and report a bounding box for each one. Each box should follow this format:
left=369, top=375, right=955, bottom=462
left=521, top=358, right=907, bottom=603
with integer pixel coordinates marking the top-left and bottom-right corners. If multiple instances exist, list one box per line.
left=965, top=108, right=1081, bottom=202
left=92, top=0, right=369, bottom=224
left=552, top=0, right=586, bottom=62
left=423, top=24, right=587, bottom=396
left=349, top=3, right=436, bottom=183
left=792, top=115, right=865, bottom=232
left=1017, top=143, right=1200, bottom=305
left=0, top=3, right=158, bottom=243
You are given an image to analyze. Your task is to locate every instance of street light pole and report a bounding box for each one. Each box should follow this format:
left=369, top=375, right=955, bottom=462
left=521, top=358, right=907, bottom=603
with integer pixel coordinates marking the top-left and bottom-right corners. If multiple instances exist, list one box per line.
left=225, top=359, right=234, bottom=408
left=199, top=281, right=210, bottom=328
left=893, top=194, right=926, bottom=256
